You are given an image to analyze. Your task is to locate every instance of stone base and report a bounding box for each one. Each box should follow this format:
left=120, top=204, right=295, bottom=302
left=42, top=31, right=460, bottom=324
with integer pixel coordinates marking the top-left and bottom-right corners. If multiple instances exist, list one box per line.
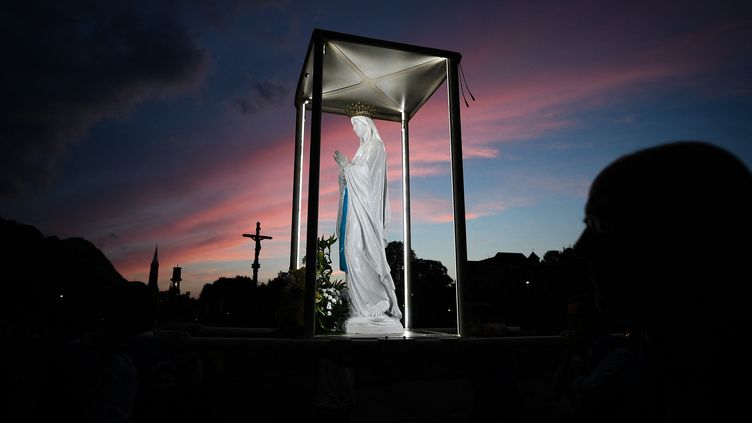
left=344, top=316, right=404, bottom=334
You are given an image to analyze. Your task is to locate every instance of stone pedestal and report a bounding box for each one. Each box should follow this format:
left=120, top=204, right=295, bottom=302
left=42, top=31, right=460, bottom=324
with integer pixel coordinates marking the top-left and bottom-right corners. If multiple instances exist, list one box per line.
left=344, top=316, right=403, bottom=334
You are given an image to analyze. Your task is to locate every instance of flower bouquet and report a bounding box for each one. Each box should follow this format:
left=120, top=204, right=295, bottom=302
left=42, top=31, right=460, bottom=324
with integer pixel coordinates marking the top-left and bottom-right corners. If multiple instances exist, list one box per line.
left=313, top=235, right=349, bottom=334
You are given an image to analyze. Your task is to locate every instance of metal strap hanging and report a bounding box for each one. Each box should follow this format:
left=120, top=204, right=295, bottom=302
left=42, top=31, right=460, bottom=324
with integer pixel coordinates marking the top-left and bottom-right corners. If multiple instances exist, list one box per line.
left=459, top=63, right=476, bottom=108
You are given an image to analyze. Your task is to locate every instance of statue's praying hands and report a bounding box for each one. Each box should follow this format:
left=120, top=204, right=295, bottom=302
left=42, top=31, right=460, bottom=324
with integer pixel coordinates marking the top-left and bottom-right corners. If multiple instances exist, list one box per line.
left=334, top=150, right=348, bottom=169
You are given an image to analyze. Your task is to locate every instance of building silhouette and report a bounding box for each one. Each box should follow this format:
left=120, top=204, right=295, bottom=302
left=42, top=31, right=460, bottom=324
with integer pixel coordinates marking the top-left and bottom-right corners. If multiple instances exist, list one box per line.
left=169, top=265, right=182, bottom=295
left=464, top=249, right=587, bottom=334
left=148, top=244, right=159, bottom=293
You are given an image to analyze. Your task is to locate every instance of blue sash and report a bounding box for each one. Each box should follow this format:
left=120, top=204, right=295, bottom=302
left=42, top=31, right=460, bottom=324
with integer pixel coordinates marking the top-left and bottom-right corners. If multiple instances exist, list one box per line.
left=339, top=186, right=348, bottom=272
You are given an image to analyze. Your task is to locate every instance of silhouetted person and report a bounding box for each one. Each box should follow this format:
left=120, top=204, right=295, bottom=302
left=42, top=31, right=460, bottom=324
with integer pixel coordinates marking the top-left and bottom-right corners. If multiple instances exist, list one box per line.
left=95, top=281, right=201, bottom=423
left=314, top=358, right=354, bottom=423
left=553, top=293, right=640, bottom=423
left=88, top=282, right=200, bottom=423
left=33, top=287, right=101, bottom=423
left=574, top=141, right=752, bottom=422
left=85, top=282, right=155, bottom=422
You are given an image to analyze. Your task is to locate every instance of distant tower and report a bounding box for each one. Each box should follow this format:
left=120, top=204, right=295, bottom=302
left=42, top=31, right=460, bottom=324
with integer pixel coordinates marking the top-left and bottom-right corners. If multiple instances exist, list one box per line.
left=169, top=265, right=182, bottom=295
left=147, top=245, right=159, bottom=293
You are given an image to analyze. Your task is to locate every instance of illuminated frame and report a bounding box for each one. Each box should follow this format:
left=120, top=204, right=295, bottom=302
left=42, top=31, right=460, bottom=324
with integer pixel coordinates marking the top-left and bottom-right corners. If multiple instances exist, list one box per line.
left=290, top=29, right=468, bottom=337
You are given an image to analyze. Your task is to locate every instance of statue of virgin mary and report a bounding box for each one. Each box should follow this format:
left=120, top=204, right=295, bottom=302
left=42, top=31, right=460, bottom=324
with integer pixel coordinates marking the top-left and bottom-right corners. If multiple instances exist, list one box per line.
left=334, top=107, right=403, bottom=334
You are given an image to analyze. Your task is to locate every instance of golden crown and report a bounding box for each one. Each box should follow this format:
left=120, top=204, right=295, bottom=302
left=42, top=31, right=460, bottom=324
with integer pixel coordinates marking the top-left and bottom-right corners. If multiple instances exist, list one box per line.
left=344, top=101, right=376, bottom=118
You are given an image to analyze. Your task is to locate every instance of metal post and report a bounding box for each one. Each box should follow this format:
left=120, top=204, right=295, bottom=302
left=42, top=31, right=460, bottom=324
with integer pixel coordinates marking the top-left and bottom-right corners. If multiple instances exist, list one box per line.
left=401, top=114, right=413, bottom=330
left=446, top=57, right=468, bottom=337
left=290, top=100, right=306, bottom=271
left=303, top=38, right=324, bottom=338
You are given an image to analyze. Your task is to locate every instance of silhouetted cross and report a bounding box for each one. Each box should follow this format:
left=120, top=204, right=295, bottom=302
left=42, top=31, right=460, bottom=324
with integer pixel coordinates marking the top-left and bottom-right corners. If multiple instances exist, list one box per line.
left=243, top=221, right=272, bottom=284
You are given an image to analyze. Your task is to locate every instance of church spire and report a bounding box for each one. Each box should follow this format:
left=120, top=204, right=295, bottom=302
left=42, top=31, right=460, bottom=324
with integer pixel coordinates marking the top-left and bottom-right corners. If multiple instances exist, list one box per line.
left=148, top=244, right=159, bottom=293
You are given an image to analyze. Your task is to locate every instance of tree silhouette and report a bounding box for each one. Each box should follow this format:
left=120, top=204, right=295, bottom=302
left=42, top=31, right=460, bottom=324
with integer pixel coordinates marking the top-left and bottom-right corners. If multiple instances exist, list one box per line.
left=385, top=241, right=455, bottom=329
left=198, top=276, right=257, bottom=327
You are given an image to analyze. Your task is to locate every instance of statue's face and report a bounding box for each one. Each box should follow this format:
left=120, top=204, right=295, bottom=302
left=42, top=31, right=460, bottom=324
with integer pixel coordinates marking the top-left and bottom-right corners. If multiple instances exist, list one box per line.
left=352, top=119, right=368, bottom=138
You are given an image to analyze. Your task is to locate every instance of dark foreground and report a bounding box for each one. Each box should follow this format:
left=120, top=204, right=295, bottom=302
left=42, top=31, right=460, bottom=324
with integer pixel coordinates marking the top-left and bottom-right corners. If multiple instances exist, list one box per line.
left=162, top=328, right=562, bottom=423
left=3, top=326, right=567, bottom=423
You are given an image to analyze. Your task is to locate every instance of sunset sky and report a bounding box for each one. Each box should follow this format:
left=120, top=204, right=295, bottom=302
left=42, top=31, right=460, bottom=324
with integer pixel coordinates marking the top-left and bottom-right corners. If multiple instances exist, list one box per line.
left=2, top=1, right=751, bottom=297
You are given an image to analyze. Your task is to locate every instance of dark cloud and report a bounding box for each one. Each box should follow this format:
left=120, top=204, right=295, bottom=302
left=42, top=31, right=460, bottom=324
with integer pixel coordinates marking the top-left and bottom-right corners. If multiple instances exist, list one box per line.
left=0, top=1, right=208, bottom=198
left=235, top=80, right=288, bottom=115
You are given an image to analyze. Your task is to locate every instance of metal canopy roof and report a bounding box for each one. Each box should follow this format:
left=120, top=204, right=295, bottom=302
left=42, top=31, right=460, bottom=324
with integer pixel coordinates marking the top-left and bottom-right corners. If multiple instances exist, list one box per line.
left=296, top=29, right=462, bottom=122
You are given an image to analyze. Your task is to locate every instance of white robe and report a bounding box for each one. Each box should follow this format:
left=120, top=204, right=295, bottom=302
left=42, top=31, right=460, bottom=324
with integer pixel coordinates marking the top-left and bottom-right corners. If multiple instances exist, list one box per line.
left=336, top=116, right=403, bottom=328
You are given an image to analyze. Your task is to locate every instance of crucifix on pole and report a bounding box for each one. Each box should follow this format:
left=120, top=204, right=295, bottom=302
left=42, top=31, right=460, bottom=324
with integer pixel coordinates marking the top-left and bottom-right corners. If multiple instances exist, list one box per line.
left=243, top=221, right=273, bottom=284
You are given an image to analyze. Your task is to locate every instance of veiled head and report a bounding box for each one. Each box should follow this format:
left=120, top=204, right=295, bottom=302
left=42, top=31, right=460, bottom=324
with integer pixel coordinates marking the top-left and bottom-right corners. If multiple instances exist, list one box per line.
left=350, top=115, right=384, bottom=145
left=351, top=116, right=369, bottom=139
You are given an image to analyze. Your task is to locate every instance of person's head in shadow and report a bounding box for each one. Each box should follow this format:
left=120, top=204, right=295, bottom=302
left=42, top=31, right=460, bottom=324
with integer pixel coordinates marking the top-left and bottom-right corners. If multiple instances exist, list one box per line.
left=99, top=281, right=158, bottom=349
left=575, top=141, right=751, bottom=331
left=574, top=141, right=752, bottom=418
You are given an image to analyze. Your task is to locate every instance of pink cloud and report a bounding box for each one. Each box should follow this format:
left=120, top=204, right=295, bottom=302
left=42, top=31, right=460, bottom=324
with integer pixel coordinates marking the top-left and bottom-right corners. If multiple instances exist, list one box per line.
left=108, top=137, right=297, bottom=278
left=407, top=193, right=535, bottom=225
